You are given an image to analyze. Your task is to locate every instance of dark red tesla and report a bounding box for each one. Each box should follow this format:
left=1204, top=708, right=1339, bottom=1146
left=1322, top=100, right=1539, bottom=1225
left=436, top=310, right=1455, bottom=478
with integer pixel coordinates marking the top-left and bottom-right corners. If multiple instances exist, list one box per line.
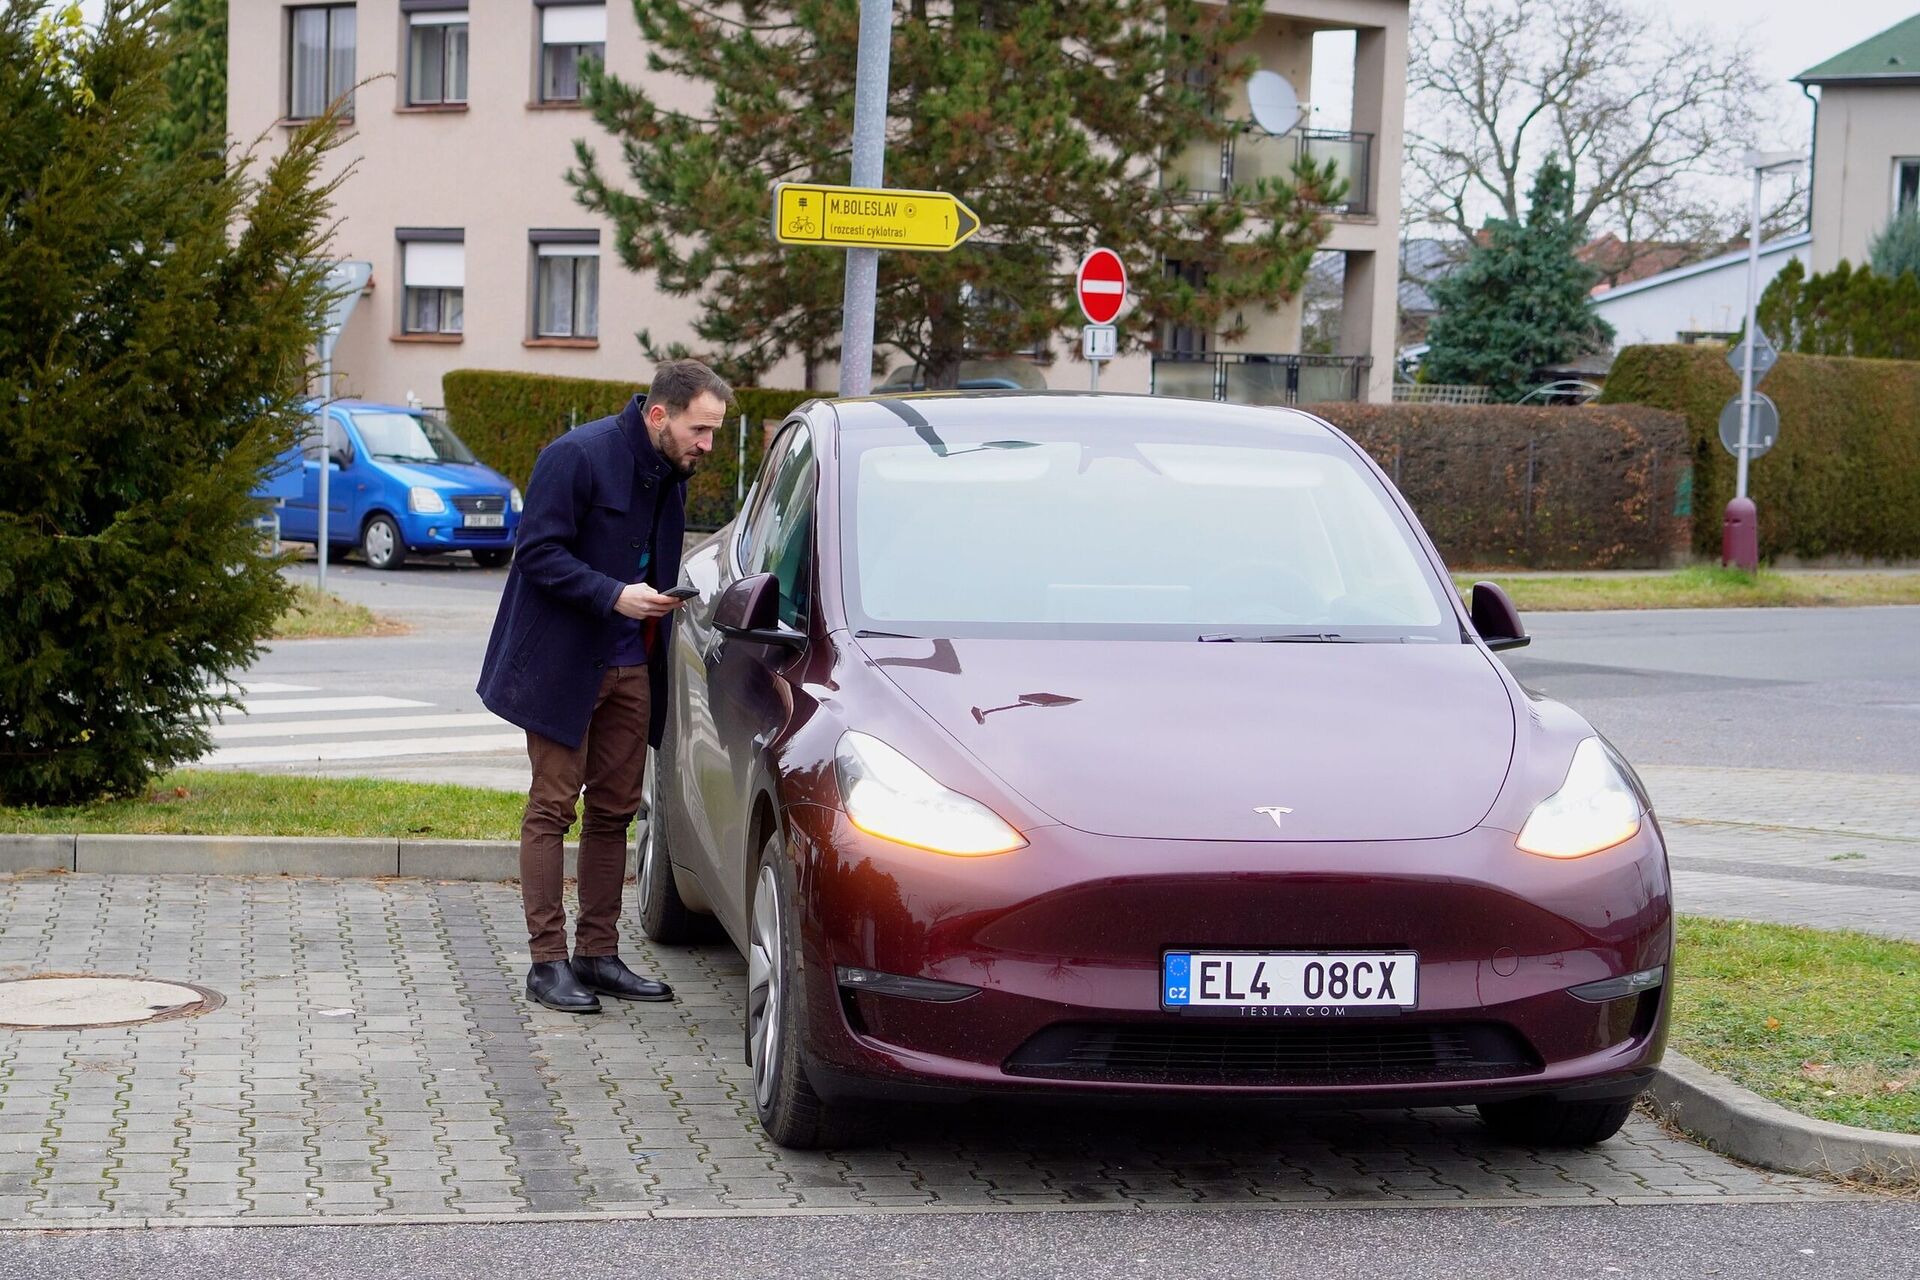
left=638, top=393, right=1671, bottom=1149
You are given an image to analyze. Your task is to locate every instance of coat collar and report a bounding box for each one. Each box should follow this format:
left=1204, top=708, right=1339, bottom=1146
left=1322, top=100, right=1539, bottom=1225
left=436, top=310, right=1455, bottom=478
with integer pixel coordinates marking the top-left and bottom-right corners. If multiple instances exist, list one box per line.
left=618, top=395, right=675, bottom=481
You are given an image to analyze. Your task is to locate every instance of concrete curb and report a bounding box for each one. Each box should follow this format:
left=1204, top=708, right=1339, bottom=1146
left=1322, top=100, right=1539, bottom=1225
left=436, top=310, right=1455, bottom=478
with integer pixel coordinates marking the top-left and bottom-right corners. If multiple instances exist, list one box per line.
left=1647, top=1051, right=1919, bottom=1184
left=0, top=832, right=575, bottom=881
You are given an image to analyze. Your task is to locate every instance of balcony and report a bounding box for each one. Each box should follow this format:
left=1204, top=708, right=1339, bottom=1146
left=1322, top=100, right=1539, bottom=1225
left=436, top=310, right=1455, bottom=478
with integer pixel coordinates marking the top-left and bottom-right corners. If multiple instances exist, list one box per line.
left=1169, top=127, right=1373, bottom=215
left=1152, top=353, right=1372, bottom=405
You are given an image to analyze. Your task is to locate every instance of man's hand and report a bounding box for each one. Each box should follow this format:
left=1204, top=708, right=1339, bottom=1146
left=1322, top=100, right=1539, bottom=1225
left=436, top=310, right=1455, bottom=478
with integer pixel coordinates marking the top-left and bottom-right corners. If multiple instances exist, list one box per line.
left=614, top=584, right=688, bottom=620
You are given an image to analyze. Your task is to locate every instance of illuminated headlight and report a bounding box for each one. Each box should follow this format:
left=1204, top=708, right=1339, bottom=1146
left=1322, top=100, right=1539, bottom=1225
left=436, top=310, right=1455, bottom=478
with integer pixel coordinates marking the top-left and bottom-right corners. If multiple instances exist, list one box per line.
left=509, top=486, right=523, bottom=513
left=408, top=486, right=446, bottom=514
left=834, top=730, right=1025, bottom=856
left=1516, top=737, right=1642, bottom=858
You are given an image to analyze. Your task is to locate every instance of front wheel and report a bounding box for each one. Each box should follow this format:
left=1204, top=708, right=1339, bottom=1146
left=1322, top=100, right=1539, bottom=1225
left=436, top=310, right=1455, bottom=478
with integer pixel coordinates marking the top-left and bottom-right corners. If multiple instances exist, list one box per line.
left=746, top=839, right=853, bottom=1149
left=360, top=514, right=407, bottom=570
left=1477, top=1096, right=1637, bottom=1147
left=636, top=753, right=708, bottom=944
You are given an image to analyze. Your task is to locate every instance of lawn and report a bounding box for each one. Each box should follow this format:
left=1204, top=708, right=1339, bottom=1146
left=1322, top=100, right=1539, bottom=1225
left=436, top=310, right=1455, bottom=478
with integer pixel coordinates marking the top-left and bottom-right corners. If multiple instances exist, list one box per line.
left=1670, top=916, right=1918, bottom=1135
left=273, top=585, right=407, bottom=639
left=1453, top=567, right=1920, bottom=611
left=0, top=770, right=523, bottom=842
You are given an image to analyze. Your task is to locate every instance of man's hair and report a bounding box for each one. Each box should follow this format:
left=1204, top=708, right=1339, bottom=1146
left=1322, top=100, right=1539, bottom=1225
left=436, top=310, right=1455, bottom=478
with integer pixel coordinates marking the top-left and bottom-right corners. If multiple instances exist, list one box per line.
left=642, top=359, right=733, bottom=420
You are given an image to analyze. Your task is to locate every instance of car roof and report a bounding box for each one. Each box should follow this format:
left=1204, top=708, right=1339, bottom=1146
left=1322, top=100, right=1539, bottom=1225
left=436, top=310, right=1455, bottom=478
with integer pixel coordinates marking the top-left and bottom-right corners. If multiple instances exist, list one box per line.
left=821, top=391, right=1336, bottom=439
left=307, top=398, right=422, bottom=415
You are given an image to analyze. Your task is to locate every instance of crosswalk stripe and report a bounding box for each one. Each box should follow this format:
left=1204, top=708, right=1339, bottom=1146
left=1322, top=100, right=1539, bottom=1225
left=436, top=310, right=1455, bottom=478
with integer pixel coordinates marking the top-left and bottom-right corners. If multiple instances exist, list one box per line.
left=204, top=733, right=527, bottom=766
left=208, top=712, right=512, bottom=741
left=234, top=695, right=433, bottom=717
left=233, top=681, right=319, bottom=695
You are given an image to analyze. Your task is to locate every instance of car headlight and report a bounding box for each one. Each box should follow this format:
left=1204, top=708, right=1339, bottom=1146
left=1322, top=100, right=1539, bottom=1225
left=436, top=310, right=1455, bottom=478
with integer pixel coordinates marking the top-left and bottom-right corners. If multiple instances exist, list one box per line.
left=834, top=730, right=1026, bottom=856
left=1517, top=737, right=1642, bottom=858
left=509, top=486, right=523, bottom=513
left=408, top=486, right=446, bottom=514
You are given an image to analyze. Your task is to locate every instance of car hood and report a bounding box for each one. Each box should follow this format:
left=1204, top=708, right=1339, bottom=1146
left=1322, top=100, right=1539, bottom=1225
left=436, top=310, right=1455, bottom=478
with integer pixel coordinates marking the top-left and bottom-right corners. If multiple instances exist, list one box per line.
left=858, top=637, right=1517, bottom=842
left=377, top=461, right=508, bottom=492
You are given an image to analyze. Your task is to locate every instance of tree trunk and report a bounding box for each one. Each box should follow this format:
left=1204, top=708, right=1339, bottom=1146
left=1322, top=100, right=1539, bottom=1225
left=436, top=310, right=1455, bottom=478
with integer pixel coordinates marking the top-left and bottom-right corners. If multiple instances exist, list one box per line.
left=920, top=291, right=966, bottom=390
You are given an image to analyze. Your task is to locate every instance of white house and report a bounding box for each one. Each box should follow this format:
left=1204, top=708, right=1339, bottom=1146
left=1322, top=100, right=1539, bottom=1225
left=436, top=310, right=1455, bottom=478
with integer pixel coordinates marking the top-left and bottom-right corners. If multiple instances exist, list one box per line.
left=1588, top=234, right=1811, bottom=348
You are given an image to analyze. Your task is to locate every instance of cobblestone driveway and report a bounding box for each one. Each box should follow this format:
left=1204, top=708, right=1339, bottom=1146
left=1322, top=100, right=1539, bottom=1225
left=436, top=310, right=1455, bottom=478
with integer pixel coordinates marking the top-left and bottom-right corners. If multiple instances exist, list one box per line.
left=0, top=874, right=1838, bottom=1228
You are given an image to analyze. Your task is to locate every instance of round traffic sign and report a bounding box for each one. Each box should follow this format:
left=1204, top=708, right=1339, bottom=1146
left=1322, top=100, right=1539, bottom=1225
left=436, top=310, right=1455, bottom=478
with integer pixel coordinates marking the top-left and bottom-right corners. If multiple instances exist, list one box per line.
left=1718, top=392, right=1780, bottom=460
left=1077, top=249, right=1127, bottom=325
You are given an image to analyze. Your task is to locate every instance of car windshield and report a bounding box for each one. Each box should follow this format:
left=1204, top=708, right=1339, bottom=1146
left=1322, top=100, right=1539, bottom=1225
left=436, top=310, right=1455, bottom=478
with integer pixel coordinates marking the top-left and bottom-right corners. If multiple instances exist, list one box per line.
left=351, top=411, right=478, bottom=464
left=841, top=415, right=1458, bottom=642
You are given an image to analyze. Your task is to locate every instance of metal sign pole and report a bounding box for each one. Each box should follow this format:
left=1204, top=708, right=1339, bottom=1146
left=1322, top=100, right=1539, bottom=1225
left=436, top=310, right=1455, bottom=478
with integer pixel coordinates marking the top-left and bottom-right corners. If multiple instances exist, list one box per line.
left=316, top=328, right=333, bottom=593
left=837, top=0, right=895, bottom=398
left=1736, top=166, right=1761, bottom=503
left=1090, top=358, right=1100, bottom=393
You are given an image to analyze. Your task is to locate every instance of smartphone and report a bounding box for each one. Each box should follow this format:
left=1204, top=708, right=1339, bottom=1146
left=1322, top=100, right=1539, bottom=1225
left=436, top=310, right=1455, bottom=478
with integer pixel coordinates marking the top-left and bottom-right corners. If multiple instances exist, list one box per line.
left=660, top=584, right=700, bottom=600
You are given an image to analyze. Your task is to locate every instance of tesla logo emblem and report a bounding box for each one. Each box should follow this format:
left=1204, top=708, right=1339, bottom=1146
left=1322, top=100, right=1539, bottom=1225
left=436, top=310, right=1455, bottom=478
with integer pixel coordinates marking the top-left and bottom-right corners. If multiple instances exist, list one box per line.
left=1254, top=806, right=1294, bottom=830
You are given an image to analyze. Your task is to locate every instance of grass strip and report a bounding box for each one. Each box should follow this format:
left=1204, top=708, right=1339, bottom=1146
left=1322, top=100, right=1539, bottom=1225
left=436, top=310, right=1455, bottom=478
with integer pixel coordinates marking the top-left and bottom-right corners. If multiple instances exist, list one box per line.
left=273, top=585, right=407, bottom=639
left=1671, top=915, right=1917, bottom=1134
left=0, top=769, right=523, bottom=842
left=1452, top=567, right=1920, bottom=611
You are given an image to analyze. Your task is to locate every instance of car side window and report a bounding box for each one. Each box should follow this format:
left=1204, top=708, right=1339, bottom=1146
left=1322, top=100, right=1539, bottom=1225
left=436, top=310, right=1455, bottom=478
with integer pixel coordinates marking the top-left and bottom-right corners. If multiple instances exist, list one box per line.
left=745, top=430, right=816, bottom=630
left=737, top=425, right=800, bottom=570
left=302, top=415, right=353, bottom=464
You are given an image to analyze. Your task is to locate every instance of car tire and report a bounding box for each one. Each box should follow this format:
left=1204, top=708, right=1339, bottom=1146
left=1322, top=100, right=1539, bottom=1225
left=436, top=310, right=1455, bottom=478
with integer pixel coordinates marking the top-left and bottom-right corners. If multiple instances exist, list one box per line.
left=360, top=514, right=407, bottom=571
left=472, top=549, right=512, bottom=569
left=1476, top=1096, right=1637, bottom=1147
left=636, top=755, right=710, bottom=945
left=746, top=834, right=853, bottom=1150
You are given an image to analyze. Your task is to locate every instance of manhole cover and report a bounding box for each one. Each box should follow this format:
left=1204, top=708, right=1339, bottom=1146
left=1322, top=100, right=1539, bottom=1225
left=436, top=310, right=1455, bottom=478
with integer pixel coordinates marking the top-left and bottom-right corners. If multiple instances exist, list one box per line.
left=0, top=975, right=224, bottom=1030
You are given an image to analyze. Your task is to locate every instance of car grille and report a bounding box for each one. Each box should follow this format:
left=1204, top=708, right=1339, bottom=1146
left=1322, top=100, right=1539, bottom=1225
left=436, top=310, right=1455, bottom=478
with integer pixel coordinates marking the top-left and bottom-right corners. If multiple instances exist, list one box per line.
left=451, top=494, right=505, bottom=515
left=1004, top=1021, right=1540, bottom=1087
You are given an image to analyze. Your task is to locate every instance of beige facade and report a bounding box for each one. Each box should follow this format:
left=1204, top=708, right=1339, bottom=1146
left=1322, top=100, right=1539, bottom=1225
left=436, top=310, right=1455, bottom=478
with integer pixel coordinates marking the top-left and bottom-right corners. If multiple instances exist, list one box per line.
left=228, top=1, right=1407, bottom=407
left=1803, top=83, right=1920, bottom=273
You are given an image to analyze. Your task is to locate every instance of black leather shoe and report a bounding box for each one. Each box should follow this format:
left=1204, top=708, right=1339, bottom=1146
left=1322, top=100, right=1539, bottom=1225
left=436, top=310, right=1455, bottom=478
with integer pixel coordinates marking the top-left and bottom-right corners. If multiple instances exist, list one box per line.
left=527, top=960, right=601, bottom=1014
left=571, top=954, right=675, bottom=1002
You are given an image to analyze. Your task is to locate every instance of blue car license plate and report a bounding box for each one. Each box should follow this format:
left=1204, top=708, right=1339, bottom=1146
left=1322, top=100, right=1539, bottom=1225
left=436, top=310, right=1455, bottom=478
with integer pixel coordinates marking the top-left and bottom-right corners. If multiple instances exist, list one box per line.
left=1162, top=951, right=1417, bottom=1015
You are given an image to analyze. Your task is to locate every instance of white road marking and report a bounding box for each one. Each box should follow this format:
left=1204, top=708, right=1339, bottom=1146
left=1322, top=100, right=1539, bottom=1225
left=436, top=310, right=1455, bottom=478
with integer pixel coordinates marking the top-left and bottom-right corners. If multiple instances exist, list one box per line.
left=232, top=681, right=320, bottom=695
left=208, top=712, right=512, bottom=741
left=233, top=696, right=433, bottom=717
left=204, top=733, right=527, bottom=766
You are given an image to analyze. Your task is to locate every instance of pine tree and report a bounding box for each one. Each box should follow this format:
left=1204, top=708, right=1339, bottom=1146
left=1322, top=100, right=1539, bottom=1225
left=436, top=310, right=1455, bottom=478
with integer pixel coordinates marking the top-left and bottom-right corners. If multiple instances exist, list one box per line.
left=149, top=0, right=227, bottom=163
left=1868, top=206, right=1920, bottom=283
left=1, top=0, right=343, bottom=805
left=569, top=0, right=1343, bottom=388
left=1757, top=257, right=1920, bottom=361
left=1422, top=156, right=1614, bottom=401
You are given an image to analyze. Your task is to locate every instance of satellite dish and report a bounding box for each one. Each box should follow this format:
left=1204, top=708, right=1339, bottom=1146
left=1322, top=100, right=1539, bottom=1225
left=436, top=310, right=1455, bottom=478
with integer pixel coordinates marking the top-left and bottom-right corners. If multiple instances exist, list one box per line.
left=1247, top=70, right=1301, bottom=136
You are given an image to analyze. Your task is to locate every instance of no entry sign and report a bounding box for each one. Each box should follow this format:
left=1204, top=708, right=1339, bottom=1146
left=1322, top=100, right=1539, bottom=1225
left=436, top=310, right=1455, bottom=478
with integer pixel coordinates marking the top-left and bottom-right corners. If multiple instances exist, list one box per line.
left=1077, top=248, right=1127, bottom=325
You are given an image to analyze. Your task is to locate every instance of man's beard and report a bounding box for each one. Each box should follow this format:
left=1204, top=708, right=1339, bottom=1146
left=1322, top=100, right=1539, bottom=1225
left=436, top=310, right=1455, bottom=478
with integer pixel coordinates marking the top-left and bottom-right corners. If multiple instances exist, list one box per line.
left=653, top=428, right=702, bottom=475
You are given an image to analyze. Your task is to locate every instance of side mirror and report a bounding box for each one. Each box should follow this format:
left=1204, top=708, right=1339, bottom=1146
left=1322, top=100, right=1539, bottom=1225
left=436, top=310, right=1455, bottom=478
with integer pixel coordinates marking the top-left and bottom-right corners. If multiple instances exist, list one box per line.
left=1470, top=581, right=1530, bottom=652
left=713, top=573, right=805, bottom=651
left=329, top=449, right=353, bottom=468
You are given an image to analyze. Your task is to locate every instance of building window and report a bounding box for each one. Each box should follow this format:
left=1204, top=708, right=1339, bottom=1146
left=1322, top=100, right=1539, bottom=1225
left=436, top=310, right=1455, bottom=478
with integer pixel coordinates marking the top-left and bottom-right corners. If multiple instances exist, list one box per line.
left=1159, top=259, right=1212, bottom=357
left=289, top=5, right=357, bottom=120
left=532, top=236, right=599, bottom=338
left=539, top=2, right=605, bottom=103
left=406, top=6, right=468, bottom=106
left=1898, top=159, right=1920, bottom=216
left=399, top=232, right=465, bottom=335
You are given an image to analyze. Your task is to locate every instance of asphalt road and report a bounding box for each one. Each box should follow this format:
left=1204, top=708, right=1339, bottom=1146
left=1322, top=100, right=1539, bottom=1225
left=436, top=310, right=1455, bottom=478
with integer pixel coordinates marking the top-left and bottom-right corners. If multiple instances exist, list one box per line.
left=7, top=1202, right=1917, bottom=1279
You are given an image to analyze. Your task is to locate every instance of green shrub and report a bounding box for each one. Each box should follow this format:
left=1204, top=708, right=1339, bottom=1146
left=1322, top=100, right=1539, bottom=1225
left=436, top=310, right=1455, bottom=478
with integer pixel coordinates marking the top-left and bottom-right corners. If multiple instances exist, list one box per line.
left=1756, top=259, right=1920, bottom=361
left=441, top=370, right=817, bottom=529
left=1308, top=402, right=1691, bottom=569
left=1599, top=345, right=1920, bottom=561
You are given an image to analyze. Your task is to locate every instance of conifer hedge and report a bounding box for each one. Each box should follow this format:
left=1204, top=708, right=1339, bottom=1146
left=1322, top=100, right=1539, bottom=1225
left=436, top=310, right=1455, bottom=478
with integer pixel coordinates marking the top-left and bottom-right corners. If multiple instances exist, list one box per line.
left=441, top=370, right=816, bottom=529
left=1599, top=345, right=1920, bottom=561
left=1309, top=402, right=1691, bottom=569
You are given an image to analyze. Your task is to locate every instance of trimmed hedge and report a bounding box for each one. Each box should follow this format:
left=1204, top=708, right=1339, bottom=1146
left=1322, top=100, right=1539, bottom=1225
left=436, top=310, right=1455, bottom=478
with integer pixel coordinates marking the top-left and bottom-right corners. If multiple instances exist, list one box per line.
left=441, top=370, right=817, bottom=529
left=1599, top=345, right=1920, bottom=561
left=1309, top=402, right=1691, bottom=569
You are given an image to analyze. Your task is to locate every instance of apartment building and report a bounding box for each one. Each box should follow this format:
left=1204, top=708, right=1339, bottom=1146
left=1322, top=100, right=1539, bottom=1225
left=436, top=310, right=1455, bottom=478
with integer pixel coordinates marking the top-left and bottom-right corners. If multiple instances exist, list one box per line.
left=228, top=1, right=1407, bottom=406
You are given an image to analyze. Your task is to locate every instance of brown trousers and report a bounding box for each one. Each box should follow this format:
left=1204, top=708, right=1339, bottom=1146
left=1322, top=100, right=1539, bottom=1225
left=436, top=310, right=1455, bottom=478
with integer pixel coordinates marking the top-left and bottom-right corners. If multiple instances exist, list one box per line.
left=521, top=665, right=651, bottom=963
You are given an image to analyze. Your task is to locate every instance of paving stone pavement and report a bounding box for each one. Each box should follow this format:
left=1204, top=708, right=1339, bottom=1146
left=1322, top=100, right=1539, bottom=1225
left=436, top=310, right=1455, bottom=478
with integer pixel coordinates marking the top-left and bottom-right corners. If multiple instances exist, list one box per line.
left=1640, top=766, right=1920, bottom=941
left=0, top=873, right=1842, bottom=1229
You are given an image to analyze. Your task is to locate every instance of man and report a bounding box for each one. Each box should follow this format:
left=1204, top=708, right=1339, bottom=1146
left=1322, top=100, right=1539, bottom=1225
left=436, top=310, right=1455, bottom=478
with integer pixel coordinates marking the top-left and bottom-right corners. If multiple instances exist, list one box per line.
left=477, top=359, right=728, bottom=1013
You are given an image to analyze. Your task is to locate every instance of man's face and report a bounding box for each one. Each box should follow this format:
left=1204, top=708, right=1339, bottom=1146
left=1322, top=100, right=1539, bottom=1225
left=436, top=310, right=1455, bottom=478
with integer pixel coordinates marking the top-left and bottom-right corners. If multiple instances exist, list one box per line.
left=647, top=390, right=725, bottom=476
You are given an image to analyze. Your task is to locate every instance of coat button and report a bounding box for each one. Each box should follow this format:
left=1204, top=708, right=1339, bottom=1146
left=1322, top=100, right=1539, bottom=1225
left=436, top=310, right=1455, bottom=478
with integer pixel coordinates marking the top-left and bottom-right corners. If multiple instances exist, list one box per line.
left=630, top=539, right=642, bottom=548
left=594, top=660, right=605, bottom=669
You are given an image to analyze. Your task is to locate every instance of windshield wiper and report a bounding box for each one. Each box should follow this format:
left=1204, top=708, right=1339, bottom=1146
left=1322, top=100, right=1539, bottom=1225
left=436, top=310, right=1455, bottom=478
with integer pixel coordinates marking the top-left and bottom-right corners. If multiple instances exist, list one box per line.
left=373, top=452, right=442, bottom=463
left=1198, top=632, right=1352, bottom=643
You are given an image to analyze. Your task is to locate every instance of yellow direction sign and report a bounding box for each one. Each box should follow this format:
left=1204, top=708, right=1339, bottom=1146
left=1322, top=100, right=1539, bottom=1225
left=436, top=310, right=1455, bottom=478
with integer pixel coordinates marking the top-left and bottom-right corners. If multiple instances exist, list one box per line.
left=773, top=182, right=980, bottom=253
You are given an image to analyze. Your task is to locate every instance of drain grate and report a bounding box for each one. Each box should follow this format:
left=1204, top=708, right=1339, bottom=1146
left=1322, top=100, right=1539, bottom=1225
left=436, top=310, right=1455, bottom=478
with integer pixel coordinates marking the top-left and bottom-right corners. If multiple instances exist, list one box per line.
left=0, top=974, right=224, bottom=1030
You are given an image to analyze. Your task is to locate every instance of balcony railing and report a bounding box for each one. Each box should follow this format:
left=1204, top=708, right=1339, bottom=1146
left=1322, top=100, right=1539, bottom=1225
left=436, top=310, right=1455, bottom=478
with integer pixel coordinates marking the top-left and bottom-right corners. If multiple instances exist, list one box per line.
left=1169, top=127, right=1374, bottom=215
left=1152, top=353, right=1373, bottom=406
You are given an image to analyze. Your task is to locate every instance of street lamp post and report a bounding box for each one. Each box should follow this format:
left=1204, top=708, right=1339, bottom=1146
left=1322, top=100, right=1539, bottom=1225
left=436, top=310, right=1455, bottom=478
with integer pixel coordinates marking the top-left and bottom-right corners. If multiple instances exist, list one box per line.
left=1726, top=149, right=1806, bottom=572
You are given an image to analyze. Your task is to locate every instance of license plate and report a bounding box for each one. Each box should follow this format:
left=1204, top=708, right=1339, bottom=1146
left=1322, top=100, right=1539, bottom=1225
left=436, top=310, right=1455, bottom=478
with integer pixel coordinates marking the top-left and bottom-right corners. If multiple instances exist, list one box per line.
left=1162, top=951, right=1417, bottom=1015
left=463, top=513, right=505, bottom=528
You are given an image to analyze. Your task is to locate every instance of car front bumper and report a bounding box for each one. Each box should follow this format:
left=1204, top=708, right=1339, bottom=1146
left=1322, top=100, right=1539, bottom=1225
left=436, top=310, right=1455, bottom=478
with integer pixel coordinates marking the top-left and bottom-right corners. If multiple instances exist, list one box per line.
left=783, top=804, right=1672, bottom=1107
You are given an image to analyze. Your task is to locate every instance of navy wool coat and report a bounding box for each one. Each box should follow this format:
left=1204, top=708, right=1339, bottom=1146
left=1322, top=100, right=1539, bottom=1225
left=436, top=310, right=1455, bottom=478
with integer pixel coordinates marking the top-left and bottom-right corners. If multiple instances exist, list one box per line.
left=477, top=396, right=686, bottom=749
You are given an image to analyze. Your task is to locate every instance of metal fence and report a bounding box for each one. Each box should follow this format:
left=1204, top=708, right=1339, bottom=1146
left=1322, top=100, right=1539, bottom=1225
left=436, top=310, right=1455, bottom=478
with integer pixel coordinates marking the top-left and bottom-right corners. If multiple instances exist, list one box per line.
left=1152, top=353, right=1372, bottom=405
left=1391, top=382, right=1490, bottom=405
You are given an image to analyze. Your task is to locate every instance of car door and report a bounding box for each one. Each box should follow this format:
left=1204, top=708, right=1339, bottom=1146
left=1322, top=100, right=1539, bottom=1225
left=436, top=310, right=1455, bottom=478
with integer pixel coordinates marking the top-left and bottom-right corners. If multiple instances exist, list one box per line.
left=280, top=418, right=326, bottom=540
left=695, top=424, right=817, bottom=934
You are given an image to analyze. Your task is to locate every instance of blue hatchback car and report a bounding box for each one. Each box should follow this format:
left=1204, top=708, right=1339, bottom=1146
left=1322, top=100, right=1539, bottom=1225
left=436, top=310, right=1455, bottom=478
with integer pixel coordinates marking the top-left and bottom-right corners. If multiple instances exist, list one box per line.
left=272, top=400, right=522, bottom=569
